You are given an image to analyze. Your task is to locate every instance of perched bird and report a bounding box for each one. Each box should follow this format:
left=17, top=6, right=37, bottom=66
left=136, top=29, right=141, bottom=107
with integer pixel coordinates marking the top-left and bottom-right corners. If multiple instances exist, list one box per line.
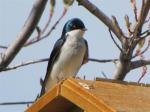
left=40, top=18, right=89, bottom=96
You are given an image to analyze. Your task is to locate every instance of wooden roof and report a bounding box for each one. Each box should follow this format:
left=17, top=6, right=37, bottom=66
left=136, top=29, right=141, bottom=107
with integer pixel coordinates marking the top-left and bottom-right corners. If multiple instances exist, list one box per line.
left=26, top=78, right=150, bottom=112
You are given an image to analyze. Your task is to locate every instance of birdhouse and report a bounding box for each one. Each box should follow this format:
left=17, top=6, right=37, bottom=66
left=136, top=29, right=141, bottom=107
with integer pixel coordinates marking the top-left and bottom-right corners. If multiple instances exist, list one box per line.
left=26, top=78, right=150, bottom=112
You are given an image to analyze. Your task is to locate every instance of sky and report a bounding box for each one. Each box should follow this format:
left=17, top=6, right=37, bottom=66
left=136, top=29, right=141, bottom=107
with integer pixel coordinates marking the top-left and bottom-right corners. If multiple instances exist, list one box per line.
left=0, top=0, right=150, bottom=112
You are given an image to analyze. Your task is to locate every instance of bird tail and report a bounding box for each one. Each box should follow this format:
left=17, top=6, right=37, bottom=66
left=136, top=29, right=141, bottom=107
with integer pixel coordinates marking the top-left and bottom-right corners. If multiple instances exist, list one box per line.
left=40, top=77, right=57, bottom=97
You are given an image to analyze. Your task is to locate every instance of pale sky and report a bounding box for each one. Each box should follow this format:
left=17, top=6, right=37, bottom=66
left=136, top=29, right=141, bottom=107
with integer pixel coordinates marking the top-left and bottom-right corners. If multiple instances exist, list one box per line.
left=0, top=0, right=150, bottom=111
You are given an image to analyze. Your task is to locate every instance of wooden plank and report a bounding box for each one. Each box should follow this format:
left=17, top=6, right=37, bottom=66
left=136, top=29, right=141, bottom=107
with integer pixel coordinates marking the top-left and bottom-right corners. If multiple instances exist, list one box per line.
left=26, top=78, right=150, bottom=112
left=75, top=79, right=150, bottom=112
left=25, top=84, right=60, bottom=112
left=60, top=79, right=116, bottom=112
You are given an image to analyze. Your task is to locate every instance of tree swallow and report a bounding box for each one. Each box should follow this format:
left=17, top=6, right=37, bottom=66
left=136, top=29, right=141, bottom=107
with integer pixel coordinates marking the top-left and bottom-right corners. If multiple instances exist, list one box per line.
left=40, top=18, right=89, bottom=96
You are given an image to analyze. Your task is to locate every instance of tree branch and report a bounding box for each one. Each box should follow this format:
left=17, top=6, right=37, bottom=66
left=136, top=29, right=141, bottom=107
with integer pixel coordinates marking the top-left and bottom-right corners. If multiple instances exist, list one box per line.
left=0, top=0, right=48, bottom=71
left=24, top=8, right=67, bottom=47
left=1, top=8, right=67, bottom=48
left=113, top=0, right=150, bottom=80
left=130, top=0, right=138, bottom=21
left=131, top=59, right=150, bottom=70
left=0, top=101, right=34, bottom=105
left=124, top=15, right=132, bottom=35
left=132, top=41, right=150, bottom=58
left=76, top=0, right=124, bottom=42
left=134, top=0, right=150, bottom=36
left=141, top=29, right=150, bottom=38
left=24, top=3, right=54, bottom=46
left=0, top=45, right=8, bottom=49
left=108, top=29, right=123, bottom=53
left=1, top=58, right=117, bottom=72
left=2, top=58, right=49, bottom=72
left=89, top=58, right=118, bottom=63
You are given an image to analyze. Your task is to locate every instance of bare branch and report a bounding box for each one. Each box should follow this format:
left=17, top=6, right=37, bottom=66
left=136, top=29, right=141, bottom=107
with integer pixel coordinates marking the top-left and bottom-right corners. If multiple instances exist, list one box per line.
left=130, top=0, right=138, bottom=21
left=131, top=59, right=150, bottom=70
left=42, top=8, right=67, bottom=38
left=101, top=71, right=108, bottom=79
left=137, top=65, right=147, bottom=83
left=25, top=8, right=53, bottom=46
left=1, top=58, right=118, bottom=72
left=120, top=0, right=150, bottom=80
left=24, top=26, right=42, bottom=46
left=134, top=0, right=150, bottom=36
left=109, top=29, right=123, bottom=53
left=133, top=41, right=150, bottom=58
left=7, top=8, right=67, bottom=47
left=141, top=29, right=150, bottom=38
left=2, top=58, right=49, bottom=72
left=0, top=0, right=48, bottom=70
left=0, top=101, right=34, bottom=105
left=36, top=26, right=42, bottom=37
left=76, top=0, right=124, bottom=41
left=0, top=45, right=8, bottom=49
left=42, top=13, right=53, bottom=34
left=88, top=58, right=118, bottom=63
left=134, top=29, right=150, bottom=48
left=124, top=15, right=130, bottom=29
left=24, top=8, right=68, bottom=47
left=112, top=16, right=124, bottom=36
left=124, top=15, right=132, bottom=35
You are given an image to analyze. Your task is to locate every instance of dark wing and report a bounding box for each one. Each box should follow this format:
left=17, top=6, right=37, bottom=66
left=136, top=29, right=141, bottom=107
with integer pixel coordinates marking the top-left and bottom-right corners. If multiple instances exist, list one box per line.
left=40, top=38, right=65, bottom=96
left=82, top=39, right=89, bottom=64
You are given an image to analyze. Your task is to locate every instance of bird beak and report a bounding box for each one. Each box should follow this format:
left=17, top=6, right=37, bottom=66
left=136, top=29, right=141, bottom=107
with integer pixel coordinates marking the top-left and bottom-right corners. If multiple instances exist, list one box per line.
left=82, top=28, right=87, bottom=31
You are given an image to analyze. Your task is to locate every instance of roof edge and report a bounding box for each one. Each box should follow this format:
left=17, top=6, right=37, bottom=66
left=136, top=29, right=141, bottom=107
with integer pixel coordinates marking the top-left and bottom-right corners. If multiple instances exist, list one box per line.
left=60, top=78, right=117, bottom=112
left=96, top=77, right=150, bottom=87
left=25, top=83, right=61, bottom=112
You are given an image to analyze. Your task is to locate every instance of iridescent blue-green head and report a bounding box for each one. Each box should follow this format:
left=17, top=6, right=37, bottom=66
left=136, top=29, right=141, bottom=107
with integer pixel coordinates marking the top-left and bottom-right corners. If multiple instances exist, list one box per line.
left=62, top=18, right=87, bottom=36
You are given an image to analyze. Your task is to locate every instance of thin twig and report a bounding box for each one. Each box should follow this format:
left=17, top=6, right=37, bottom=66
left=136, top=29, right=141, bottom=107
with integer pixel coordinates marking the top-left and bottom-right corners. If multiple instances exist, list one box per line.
left=101, top=71, right=108, bottom=79
left=88, top=58, right=118, bottom=63
left=42, top=14, right=53, bottom=34
left=25, top=8, right=68, bottom=47
left=108, top=29, right=123, bottom=53
left=0, top=101, right=34, bottom=105
left=111, top=16, right=123, bottom=37
left=41, top=8, right=68, bottom=38
left=76, top=0, right=124, bottom=41
left=141, top=32, right=150, bottom=38
left=36, top=26, right=42, bottom=38
left=137, top=65, right=147, bottom=83
left=134, top=0, right=150, bottom=37
left=2, top=58, right=49, bottom=71
left=0, top=45, right=8, bottom=49
left=130, top=0, right=138, bottom=21
left=132, top=40, right=150, bottom=59
left=1, top=58, right=117, bottom=72
left=137, top=51, right=147, bottom=83
left=25, top=10, right=53, bottom=46
left=124, top=15, right=132, bottom=35
left=139, top=44, right=149, bottom=55
left=141, top=29, right=150, bottom=38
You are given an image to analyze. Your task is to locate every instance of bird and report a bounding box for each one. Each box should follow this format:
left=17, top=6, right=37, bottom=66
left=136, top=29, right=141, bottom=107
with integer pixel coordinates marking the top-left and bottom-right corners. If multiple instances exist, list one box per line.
left=40, top=18, right=89, bottom=96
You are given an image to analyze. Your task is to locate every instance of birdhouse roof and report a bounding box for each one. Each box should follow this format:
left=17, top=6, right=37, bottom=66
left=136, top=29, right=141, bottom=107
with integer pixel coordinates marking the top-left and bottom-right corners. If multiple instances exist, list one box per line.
left=26, top=78, right=150, bottom=112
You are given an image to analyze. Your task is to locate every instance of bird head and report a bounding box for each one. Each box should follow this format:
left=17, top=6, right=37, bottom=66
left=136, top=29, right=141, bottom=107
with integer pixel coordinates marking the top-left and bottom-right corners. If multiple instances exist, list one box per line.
left=61, top=18, right=87, bottom=37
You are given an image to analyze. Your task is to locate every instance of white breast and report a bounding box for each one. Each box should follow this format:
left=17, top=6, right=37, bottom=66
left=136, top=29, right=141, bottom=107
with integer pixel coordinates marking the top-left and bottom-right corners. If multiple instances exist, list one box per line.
left=45, top=29, right=87, bottom=91
left=51, top=30, right=86, bottom=80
